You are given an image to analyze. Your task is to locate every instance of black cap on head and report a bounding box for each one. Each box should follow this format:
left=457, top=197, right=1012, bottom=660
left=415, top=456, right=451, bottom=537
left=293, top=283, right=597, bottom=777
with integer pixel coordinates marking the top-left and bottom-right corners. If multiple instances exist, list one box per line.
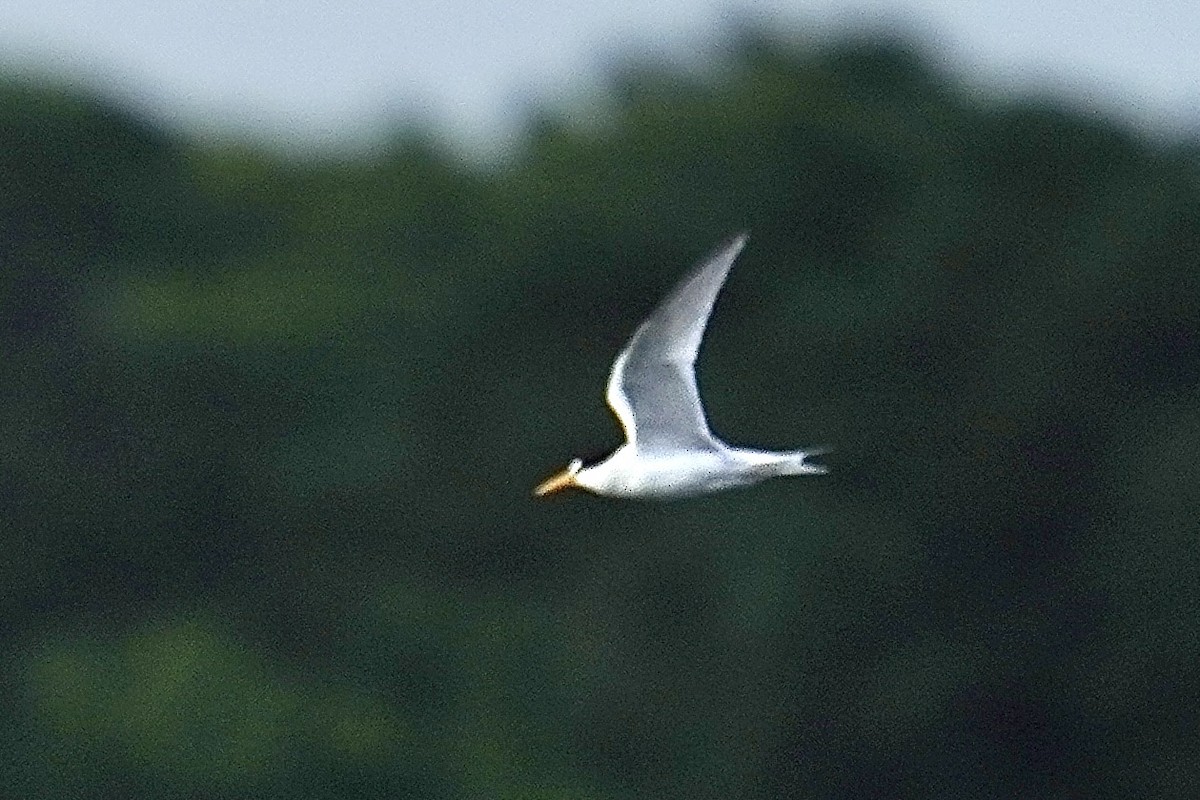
left=576, top=447, right=614, bottom=470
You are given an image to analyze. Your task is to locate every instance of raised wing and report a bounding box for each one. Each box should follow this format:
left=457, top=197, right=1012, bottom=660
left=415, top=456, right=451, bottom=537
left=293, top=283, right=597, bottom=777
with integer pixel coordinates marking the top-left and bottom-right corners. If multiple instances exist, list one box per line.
left=605, top=234, right=747, bottom=453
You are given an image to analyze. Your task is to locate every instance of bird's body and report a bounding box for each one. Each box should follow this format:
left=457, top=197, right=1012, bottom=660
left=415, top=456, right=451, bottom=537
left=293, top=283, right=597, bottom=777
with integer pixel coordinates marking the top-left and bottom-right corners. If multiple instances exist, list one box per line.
left=573, top=445, right=821, bottom=499
left=535, top=234, right=826, bottom=500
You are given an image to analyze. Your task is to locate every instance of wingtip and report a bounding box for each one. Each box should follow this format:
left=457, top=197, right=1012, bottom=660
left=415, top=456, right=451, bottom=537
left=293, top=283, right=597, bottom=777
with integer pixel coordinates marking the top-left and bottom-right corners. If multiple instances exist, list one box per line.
left=713, top=232, right=749, bottom=260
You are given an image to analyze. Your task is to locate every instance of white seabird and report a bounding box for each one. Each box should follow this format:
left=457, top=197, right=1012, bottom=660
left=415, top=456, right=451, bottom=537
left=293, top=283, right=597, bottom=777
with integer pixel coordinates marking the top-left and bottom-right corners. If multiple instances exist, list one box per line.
left=535, top=234, right=827, bottom=500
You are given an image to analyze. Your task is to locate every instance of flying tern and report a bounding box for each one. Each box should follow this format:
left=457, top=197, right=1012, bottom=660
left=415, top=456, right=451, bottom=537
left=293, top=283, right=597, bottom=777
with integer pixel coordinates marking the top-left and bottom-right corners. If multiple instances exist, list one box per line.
left=535, top=234, right=827, bottom=500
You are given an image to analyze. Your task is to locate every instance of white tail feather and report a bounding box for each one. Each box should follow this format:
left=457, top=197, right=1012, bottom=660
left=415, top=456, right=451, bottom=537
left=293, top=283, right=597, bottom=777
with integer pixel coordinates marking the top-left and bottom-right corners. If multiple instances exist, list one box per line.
left=774, top=448, right=829, bottom=476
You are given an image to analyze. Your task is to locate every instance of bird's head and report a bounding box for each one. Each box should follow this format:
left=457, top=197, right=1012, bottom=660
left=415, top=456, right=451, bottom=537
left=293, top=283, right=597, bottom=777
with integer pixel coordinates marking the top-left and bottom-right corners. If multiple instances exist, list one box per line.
left=533, top=458, right=584, bottom=497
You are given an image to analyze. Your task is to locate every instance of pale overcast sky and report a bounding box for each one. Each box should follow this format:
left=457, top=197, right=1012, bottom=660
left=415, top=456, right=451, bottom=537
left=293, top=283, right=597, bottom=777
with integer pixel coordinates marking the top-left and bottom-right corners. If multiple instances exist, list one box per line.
left=1, top=1, right=1197, bottom=153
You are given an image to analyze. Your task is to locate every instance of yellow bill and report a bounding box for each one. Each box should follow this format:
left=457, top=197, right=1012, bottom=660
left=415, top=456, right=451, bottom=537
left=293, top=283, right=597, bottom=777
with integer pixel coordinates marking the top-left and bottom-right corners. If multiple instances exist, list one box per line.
left=533, top=458, right=583, bottom=497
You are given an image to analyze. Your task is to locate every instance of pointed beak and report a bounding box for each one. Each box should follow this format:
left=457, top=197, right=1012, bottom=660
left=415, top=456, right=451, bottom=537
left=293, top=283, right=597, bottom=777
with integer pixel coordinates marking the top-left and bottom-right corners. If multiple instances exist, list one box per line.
left=534, top=468, right=578, bottom=497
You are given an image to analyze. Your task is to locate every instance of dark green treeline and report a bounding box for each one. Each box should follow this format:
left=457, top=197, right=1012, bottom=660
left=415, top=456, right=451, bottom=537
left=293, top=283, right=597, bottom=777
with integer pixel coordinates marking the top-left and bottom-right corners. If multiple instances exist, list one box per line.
left=2, top=31, right=1199, bottom=800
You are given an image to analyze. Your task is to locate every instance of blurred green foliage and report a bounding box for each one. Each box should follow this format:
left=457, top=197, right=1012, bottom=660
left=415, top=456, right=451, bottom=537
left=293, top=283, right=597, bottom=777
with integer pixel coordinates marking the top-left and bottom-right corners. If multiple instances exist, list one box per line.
left=2, top=29, right=1199, bottom=799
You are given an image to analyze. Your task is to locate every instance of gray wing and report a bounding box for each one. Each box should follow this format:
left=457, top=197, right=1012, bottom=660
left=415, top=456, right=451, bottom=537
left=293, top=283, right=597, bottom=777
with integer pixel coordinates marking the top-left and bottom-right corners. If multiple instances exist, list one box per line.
left=605, top=233, right=747, bottom=453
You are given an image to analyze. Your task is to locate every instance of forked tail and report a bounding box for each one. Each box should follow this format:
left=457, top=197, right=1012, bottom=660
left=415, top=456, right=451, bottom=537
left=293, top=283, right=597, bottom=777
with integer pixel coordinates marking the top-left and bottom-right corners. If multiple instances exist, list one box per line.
left=775, top=448, right=830, bottom=476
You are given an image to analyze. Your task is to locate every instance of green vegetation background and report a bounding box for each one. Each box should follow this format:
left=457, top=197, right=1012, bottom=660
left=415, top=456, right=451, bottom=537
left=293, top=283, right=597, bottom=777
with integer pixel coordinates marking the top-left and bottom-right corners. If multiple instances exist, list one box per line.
left=3, top=30, right=1199, bottom=799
